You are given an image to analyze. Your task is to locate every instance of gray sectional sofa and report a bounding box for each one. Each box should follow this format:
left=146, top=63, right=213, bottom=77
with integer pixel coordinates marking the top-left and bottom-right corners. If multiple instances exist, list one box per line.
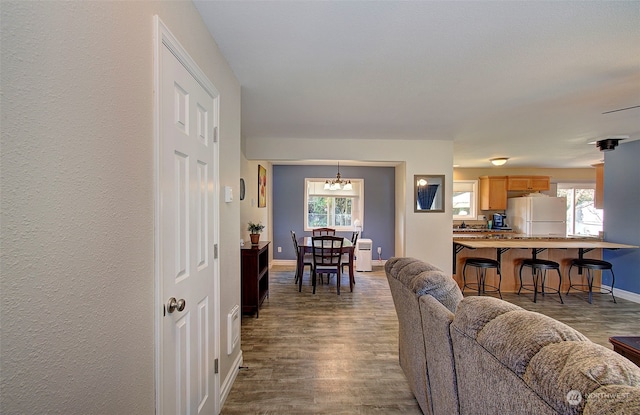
left=385, top=257, right=640, bottom=415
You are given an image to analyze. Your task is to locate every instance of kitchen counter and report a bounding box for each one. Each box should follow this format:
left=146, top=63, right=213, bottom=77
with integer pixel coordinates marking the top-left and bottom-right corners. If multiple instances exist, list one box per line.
left=452, top=237, right=638, bottom=294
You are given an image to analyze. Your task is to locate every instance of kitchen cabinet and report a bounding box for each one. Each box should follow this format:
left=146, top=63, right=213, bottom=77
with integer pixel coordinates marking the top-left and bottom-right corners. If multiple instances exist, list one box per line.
left=593, top=163, right=604, bottom=209
left=479, top=176, right=507, bottom=210
left=506, top=175, right=550, bottom=191
left=241, top=241, right=270, bottom=318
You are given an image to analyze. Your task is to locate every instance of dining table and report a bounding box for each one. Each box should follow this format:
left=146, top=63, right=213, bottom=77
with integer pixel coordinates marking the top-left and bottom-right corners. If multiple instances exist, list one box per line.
left=297, top=236, right=355, bottom=290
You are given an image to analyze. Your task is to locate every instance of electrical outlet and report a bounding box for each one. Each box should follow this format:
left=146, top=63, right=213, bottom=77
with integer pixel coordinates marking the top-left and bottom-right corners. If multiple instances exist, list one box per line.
left=277, top=247, right=282, bottom=253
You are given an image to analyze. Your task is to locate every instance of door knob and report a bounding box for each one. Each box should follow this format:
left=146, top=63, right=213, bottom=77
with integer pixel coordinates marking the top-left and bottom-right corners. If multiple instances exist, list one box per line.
left=167, top=297, right=186, bottom=313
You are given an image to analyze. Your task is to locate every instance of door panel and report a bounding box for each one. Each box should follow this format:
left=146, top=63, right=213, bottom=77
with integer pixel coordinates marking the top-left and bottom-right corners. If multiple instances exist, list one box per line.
left=160, top=42, right=216, bottom=414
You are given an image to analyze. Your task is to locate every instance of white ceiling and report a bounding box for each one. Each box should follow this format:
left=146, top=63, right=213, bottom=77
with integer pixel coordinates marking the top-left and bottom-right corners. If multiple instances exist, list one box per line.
left=194, top=1, right=640, bottom=168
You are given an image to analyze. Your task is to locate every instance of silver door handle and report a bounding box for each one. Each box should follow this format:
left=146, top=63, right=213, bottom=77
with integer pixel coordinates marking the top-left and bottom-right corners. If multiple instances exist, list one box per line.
left=167, top=297, right=186, bottom=313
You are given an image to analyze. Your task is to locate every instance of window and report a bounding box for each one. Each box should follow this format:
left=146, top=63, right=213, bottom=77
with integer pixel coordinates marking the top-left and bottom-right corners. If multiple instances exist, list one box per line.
left=557, top=183, right=603, bottom=236
left=304, top=178, right=364, bottom=231
left=453, top=180, right=478, bottom=220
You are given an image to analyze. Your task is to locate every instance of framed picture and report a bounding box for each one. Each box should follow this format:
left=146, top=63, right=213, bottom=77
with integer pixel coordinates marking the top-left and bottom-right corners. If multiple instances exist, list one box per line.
left=258, top=165, right=267, bottom=208
left=414, top=174, right=445, bottom=212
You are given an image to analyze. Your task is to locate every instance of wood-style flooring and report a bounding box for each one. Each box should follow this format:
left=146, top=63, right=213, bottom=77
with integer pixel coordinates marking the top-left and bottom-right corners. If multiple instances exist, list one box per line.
left=221, top=264, right=640, bottom=414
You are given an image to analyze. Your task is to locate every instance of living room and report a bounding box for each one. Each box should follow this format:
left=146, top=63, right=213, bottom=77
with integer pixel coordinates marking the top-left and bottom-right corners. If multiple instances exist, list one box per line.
left=2, top=1, right=638, bottom=414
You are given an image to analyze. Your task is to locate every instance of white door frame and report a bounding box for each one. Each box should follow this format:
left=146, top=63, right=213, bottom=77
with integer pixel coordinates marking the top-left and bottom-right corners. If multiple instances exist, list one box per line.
left=153, top=16, right=221, bottom=414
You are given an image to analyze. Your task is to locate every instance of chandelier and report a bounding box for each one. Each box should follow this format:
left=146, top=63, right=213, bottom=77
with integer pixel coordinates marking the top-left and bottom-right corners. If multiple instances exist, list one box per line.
left=324, top=162, right=352, bottom=190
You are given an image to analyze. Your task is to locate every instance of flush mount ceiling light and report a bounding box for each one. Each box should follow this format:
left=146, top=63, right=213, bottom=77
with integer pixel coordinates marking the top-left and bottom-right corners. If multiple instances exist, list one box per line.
left=490, top=157, right=509, bottom=166
left=324, top=162, right=352, bottom=190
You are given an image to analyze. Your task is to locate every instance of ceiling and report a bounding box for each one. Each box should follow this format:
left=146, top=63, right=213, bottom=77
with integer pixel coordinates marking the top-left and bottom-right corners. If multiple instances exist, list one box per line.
left=194, top=1, right=640, bottom=168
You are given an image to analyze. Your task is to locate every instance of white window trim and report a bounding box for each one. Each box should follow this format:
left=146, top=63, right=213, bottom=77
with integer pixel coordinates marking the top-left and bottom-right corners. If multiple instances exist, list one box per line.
left=453, top=180, right=478, bottom=220
left=304, top=178, right=364, bottom=232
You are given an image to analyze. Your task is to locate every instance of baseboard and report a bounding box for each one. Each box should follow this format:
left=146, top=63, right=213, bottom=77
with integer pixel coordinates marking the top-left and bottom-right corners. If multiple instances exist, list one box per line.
left=220, top=350, right=243, bottom=409
left=601, top=285, right=640, bottom=304
left=271, top=259, right=296, bottom=266
left=272, top=259, right=388, bottom=268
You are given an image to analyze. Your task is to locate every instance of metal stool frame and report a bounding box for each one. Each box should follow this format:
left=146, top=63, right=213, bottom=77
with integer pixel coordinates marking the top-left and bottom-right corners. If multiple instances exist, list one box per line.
left=462, top=257, right=502, bottom=299
left=518, top=259, right=564, bottom=304
left=567, top=259, right=616, bottom=304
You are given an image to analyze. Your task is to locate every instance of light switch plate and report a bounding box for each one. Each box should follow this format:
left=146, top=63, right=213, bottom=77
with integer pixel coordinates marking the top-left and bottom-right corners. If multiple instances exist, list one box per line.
left=224, top=186, right=233, bottom=202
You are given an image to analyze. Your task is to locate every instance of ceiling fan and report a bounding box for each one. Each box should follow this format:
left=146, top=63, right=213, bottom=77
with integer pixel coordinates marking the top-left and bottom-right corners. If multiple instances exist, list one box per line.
left=602, top=105, right=640, bottom=114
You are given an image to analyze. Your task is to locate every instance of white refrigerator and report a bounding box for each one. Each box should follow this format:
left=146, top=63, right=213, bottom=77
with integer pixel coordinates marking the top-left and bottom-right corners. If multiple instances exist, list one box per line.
left=506, top=196, right=567, bottom=236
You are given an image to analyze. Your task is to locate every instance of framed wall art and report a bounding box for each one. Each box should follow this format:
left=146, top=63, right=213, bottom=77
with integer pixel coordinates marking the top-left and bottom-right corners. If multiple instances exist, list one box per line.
left=258, top=165, right=267, bottom=208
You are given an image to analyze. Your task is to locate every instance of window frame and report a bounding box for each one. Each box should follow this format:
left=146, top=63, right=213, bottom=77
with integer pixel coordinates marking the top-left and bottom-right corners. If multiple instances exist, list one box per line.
left=304, top=178, right=364, bottom=232
left=453, top=180, right=478, bottom=220
left=556, top=182, right=602, bottom=237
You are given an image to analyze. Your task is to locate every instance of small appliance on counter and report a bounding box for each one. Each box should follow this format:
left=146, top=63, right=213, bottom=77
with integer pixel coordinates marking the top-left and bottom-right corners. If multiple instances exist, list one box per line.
left=492, top=213, right=512, bottom=230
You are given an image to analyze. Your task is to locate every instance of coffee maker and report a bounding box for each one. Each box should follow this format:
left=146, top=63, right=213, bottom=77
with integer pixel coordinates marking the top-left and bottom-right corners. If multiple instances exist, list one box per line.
left=493, top=213, right=509, bottom=229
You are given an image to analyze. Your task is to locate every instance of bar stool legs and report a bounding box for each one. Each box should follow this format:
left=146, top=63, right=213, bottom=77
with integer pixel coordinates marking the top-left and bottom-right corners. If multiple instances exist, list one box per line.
left=462, top=258, right=502, bottom=299
left=567, top=259, right=616, bottom=304
left=518, top=259, right=563, bottom=304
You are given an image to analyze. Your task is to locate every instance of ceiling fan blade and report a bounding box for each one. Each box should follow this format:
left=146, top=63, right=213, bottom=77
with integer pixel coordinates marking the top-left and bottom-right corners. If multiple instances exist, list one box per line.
left=602, top=105, right=640, bottom=115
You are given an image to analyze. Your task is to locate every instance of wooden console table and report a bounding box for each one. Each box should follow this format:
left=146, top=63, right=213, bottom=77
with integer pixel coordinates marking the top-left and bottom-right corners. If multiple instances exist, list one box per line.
left=609, top=336, right=640, bottom=367
left=241, top=241, right=270, bottom=318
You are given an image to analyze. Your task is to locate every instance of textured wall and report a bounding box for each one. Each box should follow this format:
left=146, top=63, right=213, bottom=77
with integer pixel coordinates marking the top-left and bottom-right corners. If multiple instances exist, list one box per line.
left=1, top=1, right=241, bottom=413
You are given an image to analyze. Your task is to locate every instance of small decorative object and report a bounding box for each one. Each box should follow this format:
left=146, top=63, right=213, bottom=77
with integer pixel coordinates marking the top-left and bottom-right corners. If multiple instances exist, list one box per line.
left=240, top=178, right=246, bottom=201
left=258, top=165, right=267, bottom=208
left=247, top=221, right=265, bottom=245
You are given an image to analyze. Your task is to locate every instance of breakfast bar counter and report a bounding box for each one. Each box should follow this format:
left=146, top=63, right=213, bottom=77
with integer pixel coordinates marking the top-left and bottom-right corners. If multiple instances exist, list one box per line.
left=453, top=237, right=638, bottom=294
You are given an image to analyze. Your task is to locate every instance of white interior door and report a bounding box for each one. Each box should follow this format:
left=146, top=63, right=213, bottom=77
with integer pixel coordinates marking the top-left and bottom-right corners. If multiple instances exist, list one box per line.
left=157, top=19, right=219, bottom=415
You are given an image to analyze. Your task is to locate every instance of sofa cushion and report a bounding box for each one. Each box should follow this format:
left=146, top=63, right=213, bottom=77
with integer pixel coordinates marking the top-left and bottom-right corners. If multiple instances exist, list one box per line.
left=452, top=296, right=521, bottom=339
left=478, top=310, right=589, bottom=376
left=583, top=385, right=640, bottom=415
left=385, top=257, right=462, bottom=312
left=524, top=341, right=640, bottom=414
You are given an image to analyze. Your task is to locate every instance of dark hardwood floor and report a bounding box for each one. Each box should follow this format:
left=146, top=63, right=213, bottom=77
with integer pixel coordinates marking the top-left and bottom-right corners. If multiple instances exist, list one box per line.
left=221, top=264, right=640, bottom=414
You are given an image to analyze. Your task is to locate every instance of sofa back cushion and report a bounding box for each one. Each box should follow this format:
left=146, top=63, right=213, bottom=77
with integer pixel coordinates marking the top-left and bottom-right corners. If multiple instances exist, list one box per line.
left=452, top=296, right=640, bottom=414
left=385, top=257, right=462, bottom=312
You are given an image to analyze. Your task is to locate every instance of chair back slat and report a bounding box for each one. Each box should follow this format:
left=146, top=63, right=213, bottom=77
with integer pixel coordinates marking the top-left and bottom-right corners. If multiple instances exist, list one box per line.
left=312, top=227, right=336, bottom=236
left=312, top=235, right=344, bottom=268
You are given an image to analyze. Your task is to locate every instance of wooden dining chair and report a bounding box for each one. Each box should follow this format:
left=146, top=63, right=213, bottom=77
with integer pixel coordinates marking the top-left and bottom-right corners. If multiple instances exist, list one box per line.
left=342, top=231, right=359, bottom=273
left=312, top=227, right=336, bottom=236
left=311, top=235, right=344, bottom=294
left=291, top=230, right=313, bottom=288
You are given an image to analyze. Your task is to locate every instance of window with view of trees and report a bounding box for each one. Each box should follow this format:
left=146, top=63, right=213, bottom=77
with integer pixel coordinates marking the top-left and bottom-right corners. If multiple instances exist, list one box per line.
left=557, top=184, right=602, bottom=236
left=305, top=179, right=363, bottom=231
left=453, top=180, right=477, bottom=220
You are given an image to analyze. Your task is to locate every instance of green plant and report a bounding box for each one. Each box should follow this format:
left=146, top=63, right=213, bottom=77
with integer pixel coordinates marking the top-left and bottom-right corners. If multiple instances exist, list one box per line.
left=247, top=221, right=265, bottom=234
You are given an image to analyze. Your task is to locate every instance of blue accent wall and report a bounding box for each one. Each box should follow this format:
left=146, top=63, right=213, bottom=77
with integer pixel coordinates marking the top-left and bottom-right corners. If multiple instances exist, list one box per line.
left=272, top=165, right=395, bottom=261
left=603, top=139, right=640, bottom=294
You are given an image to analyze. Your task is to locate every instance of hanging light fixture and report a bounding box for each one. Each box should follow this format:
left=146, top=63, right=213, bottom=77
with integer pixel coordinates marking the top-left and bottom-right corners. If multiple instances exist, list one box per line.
left=324, top=162, right=352, bottom=190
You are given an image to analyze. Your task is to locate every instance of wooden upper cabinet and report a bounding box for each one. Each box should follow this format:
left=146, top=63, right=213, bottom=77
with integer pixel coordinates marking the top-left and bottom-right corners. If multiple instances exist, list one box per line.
left=506, top=175, right=550, bottom=191
left=593, top=163, right=604, bottom=209
left=479, top=176, right=507, bottom=210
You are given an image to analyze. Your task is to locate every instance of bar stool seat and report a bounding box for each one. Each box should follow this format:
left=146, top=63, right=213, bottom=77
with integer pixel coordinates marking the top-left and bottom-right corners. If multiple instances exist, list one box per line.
left=567, top=258, right=616, bottom=304
left=519, top=258, right=564, bottom=303
left=462, top=257, right=502, bottom=298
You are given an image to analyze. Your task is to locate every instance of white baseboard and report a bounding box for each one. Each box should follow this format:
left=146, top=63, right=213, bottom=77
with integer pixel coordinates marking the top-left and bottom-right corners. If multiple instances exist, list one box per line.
left=601, top=285, right=640, bottom=304
left=220, top=350, right=243, bottom=409
left=272, top=259, right=388, bottom=268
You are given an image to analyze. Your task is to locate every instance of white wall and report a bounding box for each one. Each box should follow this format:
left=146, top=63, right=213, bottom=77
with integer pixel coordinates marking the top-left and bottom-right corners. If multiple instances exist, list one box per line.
left=244, top=137, right=454, bottom=273
left=0, top=2, right=241, bottom=413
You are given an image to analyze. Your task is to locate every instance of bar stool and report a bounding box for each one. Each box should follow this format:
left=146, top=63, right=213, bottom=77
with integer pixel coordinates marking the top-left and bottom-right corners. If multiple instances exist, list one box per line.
left=462, top=257, right=502, bottom=299
left=518, top=259, right=564, bottom=303
left=567, top=258, right=616, bottom=304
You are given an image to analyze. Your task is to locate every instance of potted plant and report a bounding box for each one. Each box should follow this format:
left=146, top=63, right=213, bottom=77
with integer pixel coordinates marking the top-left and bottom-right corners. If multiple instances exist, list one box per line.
left=247, top=221, right=265, bottom=245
